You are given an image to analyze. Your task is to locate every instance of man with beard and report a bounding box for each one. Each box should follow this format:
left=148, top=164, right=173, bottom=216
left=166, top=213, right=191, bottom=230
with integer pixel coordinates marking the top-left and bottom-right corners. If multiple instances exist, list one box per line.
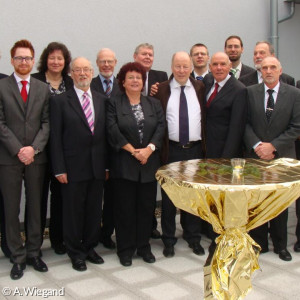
left=133, top=43, right=168, bottom=238
left=0, top=39, right=50, bottom=279
left=224, top=35, right=255, bottom=79
left=239, top=41, right=295, bottom=87
left=91, top=48, right=119, bottom=250
left=50, top=57, right=107, bottom=271
left=244, top=56, right=300, bottom=261
left=190, top=43, right=210, bottom=80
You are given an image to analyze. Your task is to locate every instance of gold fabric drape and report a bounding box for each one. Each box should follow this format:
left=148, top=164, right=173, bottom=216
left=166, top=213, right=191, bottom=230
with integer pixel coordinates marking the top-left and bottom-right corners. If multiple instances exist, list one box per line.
left=156, top=158, right=300, bottom=300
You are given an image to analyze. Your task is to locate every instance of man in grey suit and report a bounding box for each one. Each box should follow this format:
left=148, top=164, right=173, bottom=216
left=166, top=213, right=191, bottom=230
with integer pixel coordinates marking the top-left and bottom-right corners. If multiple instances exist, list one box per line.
left=239, top=41, right=295, bottom=87
left=224, top=35, right=255, bottom=79
left=244, top=56, right=300, bottom=261
left=0, top=40, right=50, bottom=279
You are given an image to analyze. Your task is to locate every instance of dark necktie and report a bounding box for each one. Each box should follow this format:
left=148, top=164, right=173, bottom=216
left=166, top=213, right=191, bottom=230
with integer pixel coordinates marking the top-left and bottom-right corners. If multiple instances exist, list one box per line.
left=196, top=76, right=203, bottom=81
left=104, top=79, right=112, bottom=97
left=179, top=86, right=189, bottom=146
left=206, top=82, right=219, bottom=108
left=21, top=80, right=28, bottom=102
left=266, top=89, right=274, bottom=122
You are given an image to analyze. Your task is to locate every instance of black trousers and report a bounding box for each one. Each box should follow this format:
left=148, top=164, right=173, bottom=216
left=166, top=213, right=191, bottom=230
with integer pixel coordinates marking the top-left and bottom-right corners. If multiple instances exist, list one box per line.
left=113, top=179, right=156, bottom=258
left=161, top=141, right=204, bottom=247
left=61, top=179, right=103, bottom=260
left=0, top=190, right=10, bottom=257
left=0, top=163, right=46, bottom=263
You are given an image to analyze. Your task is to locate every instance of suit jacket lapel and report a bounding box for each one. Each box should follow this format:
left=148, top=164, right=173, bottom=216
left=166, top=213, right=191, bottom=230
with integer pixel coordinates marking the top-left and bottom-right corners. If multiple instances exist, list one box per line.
left=91, top=90, right=101, bottom=126
left=8, top=75, right=26, bottom=114
left=270, top=83, right=286, bottom=124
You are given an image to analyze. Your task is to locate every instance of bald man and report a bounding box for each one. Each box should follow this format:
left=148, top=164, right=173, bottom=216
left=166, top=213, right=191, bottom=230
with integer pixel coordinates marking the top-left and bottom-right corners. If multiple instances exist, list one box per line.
left=155, top=51, right=206, bottom=257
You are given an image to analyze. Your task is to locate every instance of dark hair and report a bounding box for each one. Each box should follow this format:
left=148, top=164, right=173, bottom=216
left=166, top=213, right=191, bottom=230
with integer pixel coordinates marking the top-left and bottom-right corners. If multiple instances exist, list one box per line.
left=190, top=43, right=209, bottom=56
left=224, top=35, right=243, bottom=48
left=11, top=39, right=35, bottom=58
left=117, top=62, right=147, bottom=93
left=37, top=42, right=72, bottom=76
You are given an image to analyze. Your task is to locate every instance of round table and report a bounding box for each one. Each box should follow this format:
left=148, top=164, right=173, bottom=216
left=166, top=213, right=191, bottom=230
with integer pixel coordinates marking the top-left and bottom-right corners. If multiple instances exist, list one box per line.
left=156, top=158, right=300, bottom=300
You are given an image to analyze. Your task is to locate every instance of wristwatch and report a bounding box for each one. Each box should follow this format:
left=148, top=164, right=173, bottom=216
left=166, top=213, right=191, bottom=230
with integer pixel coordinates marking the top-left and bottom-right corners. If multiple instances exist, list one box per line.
left=32, top=146, right=40, bottom=155
left=147, top=143, right=156, bottom=152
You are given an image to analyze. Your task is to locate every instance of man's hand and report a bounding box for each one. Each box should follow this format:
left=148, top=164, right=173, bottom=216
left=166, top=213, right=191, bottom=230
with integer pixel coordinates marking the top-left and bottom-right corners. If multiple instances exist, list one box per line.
left=255, top=142, right=275, bottom=160
left=149, top=82, right=159, bottom=96
left=56, top=173, right=68, bottom=184
left=18, top=146, right=35, bottom=165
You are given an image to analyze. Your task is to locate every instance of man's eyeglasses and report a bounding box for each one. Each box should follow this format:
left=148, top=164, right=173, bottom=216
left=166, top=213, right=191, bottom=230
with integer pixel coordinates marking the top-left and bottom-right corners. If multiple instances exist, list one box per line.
left=72, top=68, right=92, bottom=74
left=13, top=56, right=33, bottom=63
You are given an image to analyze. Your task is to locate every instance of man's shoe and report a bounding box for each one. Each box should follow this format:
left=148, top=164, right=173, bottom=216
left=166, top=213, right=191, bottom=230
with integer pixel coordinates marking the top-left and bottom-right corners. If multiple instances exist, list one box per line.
left=53, top=244, right=66, bottom=255
left=260, top=247, right=269, bottom=254
left=26, top=257, right=48, bottom=272
left=119, top=256, right=132, bottom=267
left=10, top=263, right=26, bottom=280
left=189, top=242, right=205, bottom=256
left=163, top=246, right=175, bottom=258
left=101, top=237, right=116, bottom=249
left=71, top=259, right=87, bottom=271
left=274, top=248, right=292, bottom=261
left=137, top=251, right=156, bottom=263
left=294, top=241, right=300, bottom=252
left=151, top=229, right=161, bottom=239
left=87, top=250, right=104, bottom=264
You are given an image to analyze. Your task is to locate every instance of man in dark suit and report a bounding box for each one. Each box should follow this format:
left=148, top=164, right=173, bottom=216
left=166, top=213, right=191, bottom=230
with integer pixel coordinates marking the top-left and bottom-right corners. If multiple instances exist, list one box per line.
left=0, top=40, right=50, bottom=279
left=91, top=48, right=119, bottom=250
left=204, top=52, right=247, bottom=159
left=224, top=35, right=255, bottom=79
left=134, top=43, right=168, bottom=239
left=155, top=51, right=206, bottom=257
left=239, top=41, right=295, bottom=87
left=190, top=43, right=210, bottom=80
left=244, top=56, right=300, bottom=261
left=50, top=57, right=107, bottom=272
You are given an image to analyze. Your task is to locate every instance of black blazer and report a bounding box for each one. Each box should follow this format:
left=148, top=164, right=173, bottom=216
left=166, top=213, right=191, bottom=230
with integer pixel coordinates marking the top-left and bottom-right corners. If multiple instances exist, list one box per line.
left=239, top=70, right=295, bottom=87
left=106, top=93, right=165, bottom=183
left=50, top=88, right=107, bottom=182
left=31, top=72, right=73, bottom=90
left=239, top=64, right=255, bottom=78
left=90, top=75, right=121, bottom=97
left=0, top=73, right=7, bottom=80
left=203, top=73, right=247, bottom=158
left=147, top=69, right=168, bottom=96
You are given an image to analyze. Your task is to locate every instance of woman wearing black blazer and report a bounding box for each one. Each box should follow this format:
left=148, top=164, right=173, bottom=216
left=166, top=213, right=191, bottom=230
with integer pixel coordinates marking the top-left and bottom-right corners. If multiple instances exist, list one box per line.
left=107, top=62, right=165, bottom=266
left=31, top=42, right=72, bottom=255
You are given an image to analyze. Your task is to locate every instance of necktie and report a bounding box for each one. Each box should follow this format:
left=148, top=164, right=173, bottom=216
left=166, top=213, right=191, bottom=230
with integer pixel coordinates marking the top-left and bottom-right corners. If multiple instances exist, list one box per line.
left=230, top=68, right=237, bottom=78
left=206, top=82, right=219, bottom=108
left=21, top=80, right=28, bottom=102
left=104, top=79, right=112, bottom=97
left=196, top=76, right=203, bottom=81
left=179, top=86, right=189, bottom=146
left=82, top=92, right=94, bottom=134
left=266, top=89, right=274, bottom=122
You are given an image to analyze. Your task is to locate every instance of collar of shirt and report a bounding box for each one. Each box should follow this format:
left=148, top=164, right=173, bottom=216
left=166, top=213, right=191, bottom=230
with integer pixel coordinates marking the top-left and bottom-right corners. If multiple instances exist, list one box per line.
left=74, top=86, right=92, bottom=101
left=99, top=74, right=114, bottom=86
left=170, top=78, right=192, bottom=89
left=14, top=73, right=31, bottom=93
left=214, top=73, right=231, bottom=89
left=264, top=82, right=280, bottom=104
left=234, top=62, right=242, bottom=78
left=193, top=70, right=209, bottom=78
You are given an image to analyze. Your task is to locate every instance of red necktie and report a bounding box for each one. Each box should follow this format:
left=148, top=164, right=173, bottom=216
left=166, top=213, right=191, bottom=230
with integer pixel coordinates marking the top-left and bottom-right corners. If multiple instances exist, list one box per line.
left=206, top=82, right=219, bottom=107
left=20, top=81, right=28, bottom=102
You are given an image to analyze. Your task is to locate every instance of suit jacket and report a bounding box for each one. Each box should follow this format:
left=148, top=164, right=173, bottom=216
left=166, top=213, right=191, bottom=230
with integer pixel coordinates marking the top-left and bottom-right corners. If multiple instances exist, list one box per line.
left=296, top=80, right=300, bottom=89
left=90, top=75, right=121, bottom=97
left=239, top=63, right=255, bottom=78
left=31, top=72, right=73, bottom=90
left=50, top=88, right=107, bottom=182
left=147, top=69, right=168, bottom=96
left=106, top=93, right=165, bottom=183
left=203, top=73, right=247, bottom=158
left=154, top=76, right=206, bottom=164
left=244, top=83, right=300, bottom=158
left=0, top=73, right=7, bottom=80
left=239, top=70, right=295, bottom=87
left=0, top=74, right=50, bottom=165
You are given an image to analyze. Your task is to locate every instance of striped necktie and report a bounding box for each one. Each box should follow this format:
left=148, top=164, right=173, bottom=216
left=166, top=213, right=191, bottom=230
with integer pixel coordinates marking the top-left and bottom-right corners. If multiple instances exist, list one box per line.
left=82, top=92, right=94, bottom=134
left=104, top=79, right=112, bottom=97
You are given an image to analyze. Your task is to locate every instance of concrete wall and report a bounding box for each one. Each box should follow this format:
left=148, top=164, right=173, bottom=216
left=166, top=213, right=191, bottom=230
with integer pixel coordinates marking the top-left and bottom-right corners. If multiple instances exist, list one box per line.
left=0, top=0, right=299, bottom=80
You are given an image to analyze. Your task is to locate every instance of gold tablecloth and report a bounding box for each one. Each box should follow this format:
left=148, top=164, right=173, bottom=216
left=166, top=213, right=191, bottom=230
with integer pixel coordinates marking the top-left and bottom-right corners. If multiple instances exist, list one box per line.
left=156, top=158, right=300, bottom=300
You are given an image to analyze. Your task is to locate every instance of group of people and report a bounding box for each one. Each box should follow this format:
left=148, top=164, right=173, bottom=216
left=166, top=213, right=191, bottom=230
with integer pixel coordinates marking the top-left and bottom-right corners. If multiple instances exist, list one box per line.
left=0, top=36, right=300, bottom=281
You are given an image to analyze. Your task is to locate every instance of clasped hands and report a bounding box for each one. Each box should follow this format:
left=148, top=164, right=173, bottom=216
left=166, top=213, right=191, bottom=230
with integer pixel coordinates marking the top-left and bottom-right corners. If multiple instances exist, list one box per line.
left=132, top=147, right=152, bottom=165
left=255, top=142, right=276, bottom=160
left=18, top=146, right=35, bottom=165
